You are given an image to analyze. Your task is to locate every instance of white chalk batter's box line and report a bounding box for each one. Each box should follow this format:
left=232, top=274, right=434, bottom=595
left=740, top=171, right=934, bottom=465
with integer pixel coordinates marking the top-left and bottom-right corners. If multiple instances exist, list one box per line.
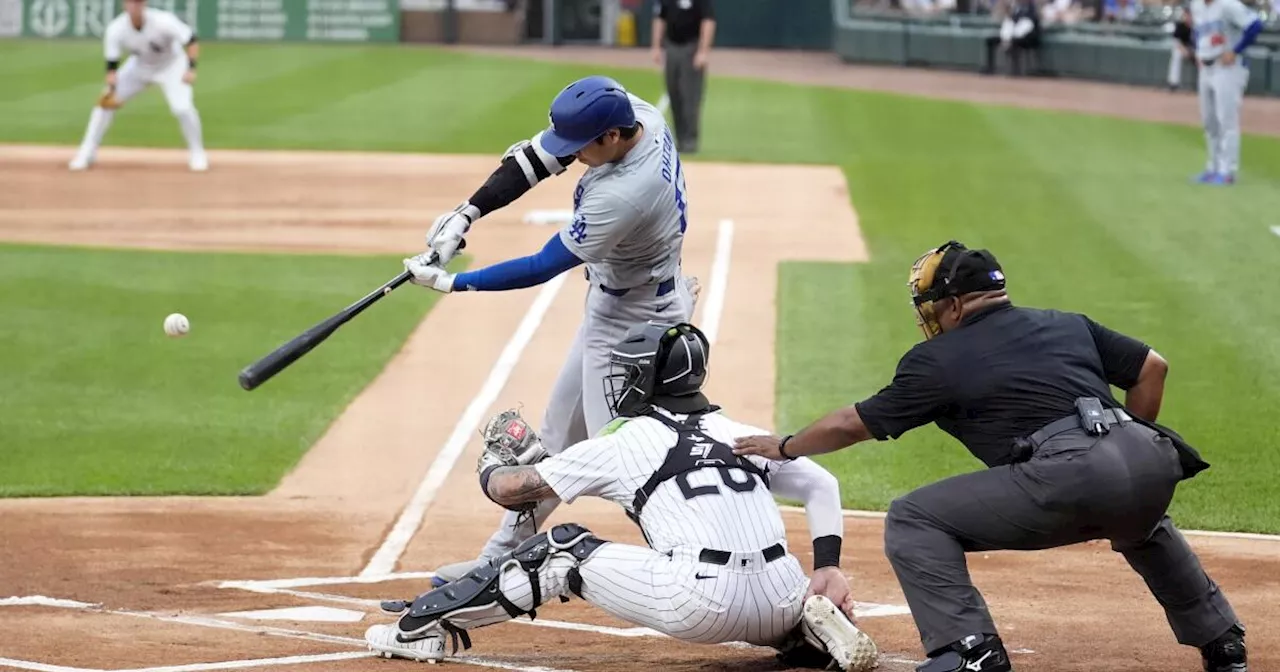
left=0, top=596, right=573, bottom=672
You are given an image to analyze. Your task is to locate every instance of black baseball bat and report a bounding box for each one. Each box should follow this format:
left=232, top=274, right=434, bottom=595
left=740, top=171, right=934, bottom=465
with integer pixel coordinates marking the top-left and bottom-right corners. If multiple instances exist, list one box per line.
left=238, top=269, right=415, bottom=391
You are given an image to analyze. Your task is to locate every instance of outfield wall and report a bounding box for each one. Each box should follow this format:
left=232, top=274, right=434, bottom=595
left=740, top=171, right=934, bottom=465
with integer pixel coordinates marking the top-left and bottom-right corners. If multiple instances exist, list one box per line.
left=831, top=1, right=1280, bottom=98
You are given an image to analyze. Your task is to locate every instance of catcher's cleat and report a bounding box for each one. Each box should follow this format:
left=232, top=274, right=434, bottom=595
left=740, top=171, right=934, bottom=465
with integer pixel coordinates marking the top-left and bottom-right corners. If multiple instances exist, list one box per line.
left=69, top=155, right=93, bottom=171
left=365, top=624, right=445, bottom=663
left=916, top=634, right=1011, bottom=672
left=799, top=595, right=879, bottom=672
left=1201, top=625, right=1247, bottom=672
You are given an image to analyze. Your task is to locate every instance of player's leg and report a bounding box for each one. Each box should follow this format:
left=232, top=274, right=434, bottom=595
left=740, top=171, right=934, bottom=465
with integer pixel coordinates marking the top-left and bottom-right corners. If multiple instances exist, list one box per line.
left=70, top=58, right=147, bottom=170
left=683, top=48, right=706, bottom=153
left=369, top=523, right=611, bottom=661
left=1167, top=45, right=1183, bottom=91
left=433, top=320, right=590, bottom=585
left=666, top=42, right=692, bottom=151
left=1212, top=63, right=1248, bottom=183
left=1195, top=65, right=1222, bottom=182
left=155, top=58, right=207, bottom=171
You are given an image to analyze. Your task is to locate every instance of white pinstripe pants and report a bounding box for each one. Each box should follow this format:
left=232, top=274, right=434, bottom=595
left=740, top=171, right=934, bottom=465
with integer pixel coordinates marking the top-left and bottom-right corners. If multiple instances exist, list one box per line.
left=495, top=542, right=810, bottom=647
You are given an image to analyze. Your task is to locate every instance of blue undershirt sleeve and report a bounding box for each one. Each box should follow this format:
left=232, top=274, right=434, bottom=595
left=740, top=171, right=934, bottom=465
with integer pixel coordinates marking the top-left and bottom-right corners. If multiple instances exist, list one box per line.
left=1234, top=19, right=1263, bottom=54
left=452, top=233, right=584, bottom=292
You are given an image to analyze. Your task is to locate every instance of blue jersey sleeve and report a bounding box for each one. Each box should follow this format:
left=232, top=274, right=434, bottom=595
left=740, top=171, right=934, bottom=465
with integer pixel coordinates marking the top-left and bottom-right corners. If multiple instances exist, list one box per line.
left=453, top=233, right=584, bottom=292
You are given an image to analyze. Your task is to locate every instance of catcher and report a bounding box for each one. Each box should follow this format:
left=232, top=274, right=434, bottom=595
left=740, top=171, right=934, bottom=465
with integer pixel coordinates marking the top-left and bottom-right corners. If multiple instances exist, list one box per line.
left=366, top=321, right=879, bottom=671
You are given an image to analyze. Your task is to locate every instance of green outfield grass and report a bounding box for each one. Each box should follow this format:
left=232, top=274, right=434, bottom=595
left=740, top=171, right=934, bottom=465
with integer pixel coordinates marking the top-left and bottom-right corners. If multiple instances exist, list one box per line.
left=2, top=40, right=1278, bottom=530
left=0, top=244, right=463, bottom=496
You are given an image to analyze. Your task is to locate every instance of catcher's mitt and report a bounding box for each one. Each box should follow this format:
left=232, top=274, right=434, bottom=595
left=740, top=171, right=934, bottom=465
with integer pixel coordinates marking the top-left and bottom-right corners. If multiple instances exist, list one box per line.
left=97, top=85, right=122, bottom=110
left=477, top=408, right=547, bottom=518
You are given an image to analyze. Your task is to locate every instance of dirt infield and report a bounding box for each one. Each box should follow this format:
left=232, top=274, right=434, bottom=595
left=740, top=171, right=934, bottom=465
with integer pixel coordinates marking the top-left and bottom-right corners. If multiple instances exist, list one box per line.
left=0, top=139, right=1277, bottom=672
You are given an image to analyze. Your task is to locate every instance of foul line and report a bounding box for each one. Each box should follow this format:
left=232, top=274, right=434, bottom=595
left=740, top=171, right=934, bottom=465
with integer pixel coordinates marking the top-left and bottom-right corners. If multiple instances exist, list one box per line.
left=360, top=272, right=570, bottom=577
left=700, top=219, right=734, bottom=346
left=216, top=571, right=436, bottom=591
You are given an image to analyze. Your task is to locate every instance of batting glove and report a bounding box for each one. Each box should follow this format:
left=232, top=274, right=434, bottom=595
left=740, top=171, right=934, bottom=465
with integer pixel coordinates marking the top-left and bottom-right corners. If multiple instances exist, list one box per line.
left=403, top=254, right=455, bottom=293
left=425, top=202, right=479, bottom=267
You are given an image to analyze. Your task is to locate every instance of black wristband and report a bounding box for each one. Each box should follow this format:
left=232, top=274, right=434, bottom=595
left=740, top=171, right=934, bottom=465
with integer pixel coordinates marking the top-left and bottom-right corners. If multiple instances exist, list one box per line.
left=478, top=464, right=501, bottom=502
left=106, top=59, right=119, bottom=72
left=813, top=534, right=842, bottom=570
left=188, top=58, right=197, bottom=69
left=777, top=434, right=796, bottom=461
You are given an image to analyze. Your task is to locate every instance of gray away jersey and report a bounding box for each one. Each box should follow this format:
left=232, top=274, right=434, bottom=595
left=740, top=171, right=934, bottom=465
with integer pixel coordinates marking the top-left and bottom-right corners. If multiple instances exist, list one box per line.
left=559, top=94, right=688, bottom=290
left=534, top=408, right=845, bottom=555
left=1190, top=0, right=1259, bottom=61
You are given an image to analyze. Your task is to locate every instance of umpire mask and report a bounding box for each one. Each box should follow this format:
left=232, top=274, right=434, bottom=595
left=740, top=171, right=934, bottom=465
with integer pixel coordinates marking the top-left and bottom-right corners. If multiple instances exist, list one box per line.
left=604, top=321, right=711, bottom=418
left=908, top=240, right=1005, bottom=340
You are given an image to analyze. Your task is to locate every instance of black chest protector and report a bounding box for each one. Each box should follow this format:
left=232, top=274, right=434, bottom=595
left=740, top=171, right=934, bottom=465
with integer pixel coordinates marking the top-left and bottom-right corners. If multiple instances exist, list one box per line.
left=629, top=408, right=771, bottom=528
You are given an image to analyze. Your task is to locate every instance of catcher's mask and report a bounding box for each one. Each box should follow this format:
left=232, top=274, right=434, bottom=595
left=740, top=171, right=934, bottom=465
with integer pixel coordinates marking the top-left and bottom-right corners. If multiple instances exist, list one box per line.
left=908, top=240, right=1006, bottom=340
left=604, top=321, right=711, bottom=418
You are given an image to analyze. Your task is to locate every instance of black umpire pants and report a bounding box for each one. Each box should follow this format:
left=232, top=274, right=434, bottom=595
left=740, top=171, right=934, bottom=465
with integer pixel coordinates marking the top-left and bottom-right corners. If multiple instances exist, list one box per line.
left=663, top=40, right=706, bottom=153
left=884, top=421, right=1240, bottom=655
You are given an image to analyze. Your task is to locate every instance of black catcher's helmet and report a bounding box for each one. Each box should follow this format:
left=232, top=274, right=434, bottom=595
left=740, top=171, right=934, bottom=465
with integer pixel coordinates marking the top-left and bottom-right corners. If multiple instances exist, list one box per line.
left=603, top=321, right=711, bottom=418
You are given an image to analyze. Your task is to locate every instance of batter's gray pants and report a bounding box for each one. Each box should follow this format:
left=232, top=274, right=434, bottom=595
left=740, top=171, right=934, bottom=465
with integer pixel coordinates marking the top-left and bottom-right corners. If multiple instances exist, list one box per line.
left=663, top=41, right=706, bottom=153
left=477, top=276, right=695, bottom=561
left=884, top=422, right=1240, bottom=655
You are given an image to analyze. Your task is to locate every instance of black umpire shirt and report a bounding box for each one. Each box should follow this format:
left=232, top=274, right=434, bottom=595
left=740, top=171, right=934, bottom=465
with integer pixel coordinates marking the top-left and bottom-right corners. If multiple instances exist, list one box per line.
left=854, top=302, right=1151, bottom=467
left=657, top=0, right=714, bottom=46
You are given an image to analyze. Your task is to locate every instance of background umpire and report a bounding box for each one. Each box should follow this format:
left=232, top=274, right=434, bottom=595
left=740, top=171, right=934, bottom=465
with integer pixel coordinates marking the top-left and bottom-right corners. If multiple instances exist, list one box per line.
left=650, top=0, right=715, bottom=154
left=734, top=241, right=1247, bottom=672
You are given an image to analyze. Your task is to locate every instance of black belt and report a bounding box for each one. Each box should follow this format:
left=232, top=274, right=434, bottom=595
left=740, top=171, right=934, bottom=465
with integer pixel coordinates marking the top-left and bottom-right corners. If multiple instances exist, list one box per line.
left=1201, top=58, right=1219, bottom=66
left=597, top=276, right=676, bottom=298
left=1011, top=407, right=1131, bottom=463
left=698, top=543, right=785, bottom=566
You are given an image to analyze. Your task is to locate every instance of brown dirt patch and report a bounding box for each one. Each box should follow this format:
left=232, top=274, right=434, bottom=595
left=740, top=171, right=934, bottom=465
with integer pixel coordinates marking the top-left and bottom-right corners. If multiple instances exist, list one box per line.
left=0, top=142, right=1276, bottom=672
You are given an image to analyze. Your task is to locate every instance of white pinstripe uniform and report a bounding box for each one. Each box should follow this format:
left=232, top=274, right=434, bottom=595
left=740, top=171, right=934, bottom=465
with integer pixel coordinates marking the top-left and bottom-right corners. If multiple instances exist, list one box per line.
left=499, top=407, right=844, bottom=646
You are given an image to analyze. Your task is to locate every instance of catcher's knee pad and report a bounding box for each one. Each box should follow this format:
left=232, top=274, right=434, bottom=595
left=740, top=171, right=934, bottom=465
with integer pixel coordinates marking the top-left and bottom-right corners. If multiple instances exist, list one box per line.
left=397, top=523, right=607, bottom=649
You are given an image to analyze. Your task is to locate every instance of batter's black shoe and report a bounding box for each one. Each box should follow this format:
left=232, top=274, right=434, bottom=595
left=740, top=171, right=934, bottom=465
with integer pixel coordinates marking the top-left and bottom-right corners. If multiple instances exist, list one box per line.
left=916, top=634, right=1012, bottom=672
left=1201, top=625, right=1247, bottom=672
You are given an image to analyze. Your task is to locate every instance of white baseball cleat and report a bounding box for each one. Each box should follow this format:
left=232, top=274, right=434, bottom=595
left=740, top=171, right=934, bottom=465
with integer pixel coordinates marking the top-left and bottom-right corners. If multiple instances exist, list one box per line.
left=801, top=595, right=879, bottom=672
left=188, top=152, right=209, bottom=172
left=365, top=624, right=446, bottom=663
left=68, top=155, right=93, bottom=171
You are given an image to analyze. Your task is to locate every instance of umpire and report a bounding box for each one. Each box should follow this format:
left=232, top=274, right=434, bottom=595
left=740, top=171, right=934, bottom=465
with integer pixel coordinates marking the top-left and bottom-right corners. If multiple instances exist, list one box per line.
left=734, top=241, right=1247, bottom=672
left=650, top=0, right=715, bottom=154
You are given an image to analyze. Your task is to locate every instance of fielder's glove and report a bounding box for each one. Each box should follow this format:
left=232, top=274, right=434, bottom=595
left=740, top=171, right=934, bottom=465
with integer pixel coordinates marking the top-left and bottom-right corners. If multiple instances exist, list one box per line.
left=424, top=202, right=479, bottom=268
left=477, top=409, right=547, bottom=516
left=97, top=85, right=122, bottom=110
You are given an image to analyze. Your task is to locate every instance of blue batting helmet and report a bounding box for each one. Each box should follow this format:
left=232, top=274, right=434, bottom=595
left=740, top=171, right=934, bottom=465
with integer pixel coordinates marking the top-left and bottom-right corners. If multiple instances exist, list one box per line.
left=537, top=76, right=636, bottom=157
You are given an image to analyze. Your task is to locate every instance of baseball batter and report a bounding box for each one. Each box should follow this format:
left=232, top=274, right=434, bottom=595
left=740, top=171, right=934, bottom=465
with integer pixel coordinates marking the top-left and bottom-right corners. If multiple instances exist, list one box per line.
left=69, top=0, right=207, bottom=172
left=366, top=322, right=878, bottom=672
left=1189, top=0, right=1263, bottom=185
left=402, top=75, right=698, bottom=583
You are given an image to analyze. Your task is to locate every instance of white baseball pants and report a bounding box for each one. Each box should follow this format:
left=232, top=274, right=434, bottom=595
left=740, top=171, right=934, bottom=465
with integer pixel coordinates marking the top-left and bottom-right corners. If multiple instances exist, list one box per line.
left=1198, top=61, right=1249, bottom=175
left=73, top=56, right=205, bottom=164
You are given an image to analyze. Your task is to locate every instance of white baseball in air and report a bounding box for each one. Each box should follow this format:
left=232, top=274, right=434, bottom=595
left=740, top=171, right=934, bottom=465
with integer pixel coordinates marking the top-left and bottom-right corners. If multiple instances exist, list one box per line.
left=163, top=313, right=190, bottom=338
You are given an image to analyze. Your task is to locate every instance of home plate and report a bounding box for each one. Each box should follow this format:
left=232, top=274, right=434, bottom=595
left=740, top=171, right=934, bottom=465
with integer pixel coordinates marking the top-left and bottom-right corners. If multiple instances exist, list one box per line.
left=524, top=209, right=574, bottom=226
left=218, top=606, right=366, bottom=623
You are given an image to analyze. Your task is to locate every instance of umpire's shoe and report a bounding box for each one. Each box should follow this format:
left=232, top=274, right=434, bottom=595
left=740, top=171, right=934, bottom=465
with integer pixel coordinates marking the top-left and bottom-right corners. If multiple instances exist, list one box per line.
left=916, top=634, right=1011, bottom=672
left=1201, top=625, right=1247, bottom=672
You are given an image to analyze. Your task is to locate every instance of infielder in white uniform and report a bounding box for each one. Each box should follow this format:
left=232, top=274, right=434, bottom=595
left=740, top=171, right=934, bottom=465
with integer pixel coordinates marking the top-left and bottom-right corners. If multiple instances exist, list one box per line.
left=402, top=76, right=699, bottom=584
left=69, top=0, right=208, bottom=172
left=1189, top=0, right=1263, bottom=185
left=367, top=322, right=879, bottom=672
